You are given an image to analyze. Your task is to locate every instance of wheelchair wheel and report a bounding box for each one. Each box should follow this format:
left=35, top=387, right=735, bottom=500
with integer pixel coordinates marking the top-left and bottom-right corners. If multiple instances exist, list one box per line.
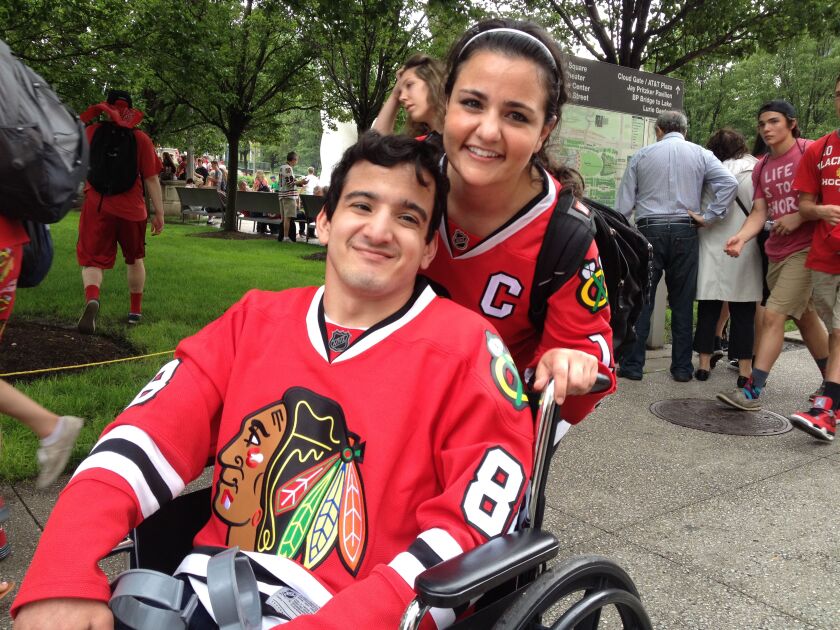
left=492, top=555, right=652, bottom=630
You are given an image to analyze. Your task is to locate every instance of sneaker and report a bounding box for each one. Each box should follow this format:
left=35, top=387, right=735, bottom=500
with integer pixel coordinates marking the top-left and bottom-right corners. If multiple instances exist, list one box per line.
left=36, top=416, right=84, bottom=489
left=127, top=312, right=142, bottom=325
left=808, top=382, right=825, bottom=403
left=0, top=527, right=10, bottom=561
left=77, top=299, right=99, bottom=335
left=789, top=397, right=836, bottom=442
left=716, top=385, right=762, bottom=411
left=736, top=375, right=749, bottom=389
left=710, top=349, right=725, bottom=369
left=727, top=358, right=739, bottom=372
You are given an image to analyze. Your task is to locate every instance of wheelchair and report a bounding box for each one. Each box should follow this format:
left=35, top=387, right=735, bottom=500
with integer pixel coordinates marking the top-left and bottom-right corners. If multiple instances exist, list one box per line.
left=111, top=378, right=652, bottom=629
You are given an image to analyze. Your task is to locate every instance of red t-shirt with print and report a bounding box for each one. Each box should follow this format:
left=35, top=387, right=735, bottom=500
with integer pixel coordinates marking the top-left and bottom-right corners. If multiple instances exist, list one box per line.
left=795, top=131, right=840, bottom=274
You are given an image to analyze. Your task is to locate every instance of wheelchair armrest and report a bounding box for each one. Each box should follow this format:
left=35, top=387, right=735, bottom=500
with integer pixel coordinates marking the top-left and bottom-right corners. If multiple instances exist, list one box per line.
left=414, top=529, right=558, bottom=609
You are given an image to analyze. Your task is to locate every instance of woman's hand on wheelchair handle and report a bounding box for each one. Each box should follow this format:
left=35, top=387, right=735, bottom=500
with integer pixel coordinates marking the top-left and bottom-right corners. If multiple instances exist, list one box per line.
left=533, top=348, right=599, bottom=405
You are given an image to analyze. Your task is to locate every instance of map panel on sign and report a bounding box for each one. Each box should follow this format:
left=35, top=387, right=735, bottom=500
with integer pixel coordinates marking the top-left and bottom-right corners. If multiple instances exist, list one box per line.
left=547, top=104, right=658, bottom=207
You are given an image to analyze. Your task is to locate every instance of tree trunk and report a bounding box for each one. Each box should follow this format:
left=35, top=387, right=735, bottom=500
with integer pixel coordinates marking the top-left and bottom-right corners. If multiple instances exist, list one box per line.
left=224, top=133, right=241, bottom=232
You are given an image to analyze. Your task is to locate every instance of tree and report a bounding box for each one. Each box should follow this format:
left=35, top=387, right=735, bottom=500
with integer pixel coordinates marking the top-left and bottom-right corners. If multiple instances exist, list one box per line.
left=0, top=0, right=149, bottom=112
left=299, top=0, right=426, bottom=134
left=682, top=36, right=840, bottom=145
left=143, top=0, right=320, bottom=230
left=527, top=0, right=839, bottom=74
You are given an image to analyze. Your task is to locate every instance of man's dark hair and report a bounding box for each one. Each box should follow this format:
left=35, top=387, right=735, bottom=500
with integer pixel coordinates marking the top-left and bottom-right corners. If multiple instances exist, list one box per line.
left=287, top=151, right=298, bottom=162
left=655, top=111, right=688, bottom=135
left=757, top=100, right=801, bottom=138
left=106, top=89, right=132, bottom=108
left=324, top=132, right=447, bottom=243
left=706, top=128, right=748, bottom=162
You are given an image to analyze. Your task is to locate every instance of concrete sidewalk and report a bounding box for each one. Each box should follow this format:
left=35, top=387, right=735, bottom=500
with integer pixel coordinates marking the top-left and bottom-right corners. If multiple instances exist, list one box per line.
left=1, top=343, right=837, bottom=628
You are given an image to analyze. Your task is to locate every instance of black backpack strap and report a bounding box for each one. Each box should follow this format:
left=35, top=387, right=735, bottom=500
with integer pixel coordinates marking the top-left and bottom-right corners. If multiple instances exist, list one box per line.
left=735, top=196, right=750, bottom=217
left=529, top=188, right=596, bottom=333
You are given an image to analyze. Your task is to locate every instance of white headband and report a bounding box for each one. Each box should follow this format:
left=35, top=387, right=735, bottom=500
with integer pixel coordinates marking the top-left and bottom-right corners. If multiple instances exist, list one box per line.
left=459, top=27, right=558, bottom=71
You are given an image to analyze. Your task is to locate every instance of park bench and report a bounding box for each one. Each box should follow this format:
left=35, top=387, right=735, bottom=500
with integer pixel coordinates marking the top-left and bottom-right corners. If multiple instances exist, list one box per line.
left=294, top=194, right=325, bottom=243
left=175, top=187, right=226, bottom=223
left=235, top=190, right=284, bottom=233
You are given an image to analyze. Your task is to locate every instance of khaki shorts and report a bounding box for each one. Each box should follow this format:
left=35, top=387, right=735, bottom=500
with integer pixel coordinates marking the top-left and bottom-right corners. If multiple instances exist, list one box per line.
left=811, top=270, right=840, bottom=331
left=280, top=197, right=297, bottom=219
left=765, top=249, right=814, bottom=319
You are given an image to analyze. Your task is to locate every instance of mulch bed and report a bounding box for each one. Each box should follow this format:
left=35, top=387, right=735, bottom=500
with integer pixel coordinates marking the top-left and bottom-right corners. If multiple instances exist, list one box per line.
left=0, top=319, right=135, bottom=382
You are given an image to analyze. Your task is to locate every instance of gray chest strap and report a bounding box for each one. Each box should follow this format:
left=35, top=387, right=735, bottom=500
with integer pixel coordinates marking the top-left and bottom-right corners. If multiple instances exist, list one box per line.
left=110, top=546, right=262, bottom=630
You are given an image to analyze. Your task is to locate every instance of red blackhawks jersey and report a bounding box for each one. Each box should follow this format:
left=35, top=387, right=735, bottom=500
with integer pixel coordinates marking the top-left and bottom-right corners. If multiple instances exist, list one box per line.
left=795, top=131, right=840, bottom=274
left=424, top=170, right=616, bottom=424
left=13, top=282, right=533, bottom=629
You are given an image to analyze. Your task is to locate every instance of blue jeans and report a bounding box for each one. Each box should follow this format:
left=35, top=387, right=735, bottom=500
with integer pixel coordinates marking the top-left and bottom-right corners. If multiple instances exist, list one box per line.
left=621, top=222, right=698, bottom=377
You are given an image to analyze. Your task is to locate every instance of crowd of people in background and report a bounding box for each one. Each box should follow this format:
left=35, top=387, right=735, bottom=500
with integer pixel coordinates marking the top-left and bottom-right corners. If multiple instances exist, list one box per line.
left=614, top=88, right=840, bottom=443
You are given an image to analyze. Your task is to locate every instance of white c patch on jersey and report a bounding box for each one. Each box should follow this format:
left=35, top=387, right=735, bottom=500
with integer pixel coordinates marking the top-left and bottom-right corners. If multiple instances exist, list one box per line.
left=126, top=359, right=181, bottom=409
left=480, top=273, right=523, bottom=319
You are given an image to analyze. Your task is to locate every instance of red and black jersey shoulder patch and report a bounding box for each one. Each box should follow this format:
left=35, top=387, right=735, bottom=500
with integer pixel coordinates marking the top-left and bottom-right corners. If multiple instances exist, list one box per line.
left=575, top=258, right=608, bottom=314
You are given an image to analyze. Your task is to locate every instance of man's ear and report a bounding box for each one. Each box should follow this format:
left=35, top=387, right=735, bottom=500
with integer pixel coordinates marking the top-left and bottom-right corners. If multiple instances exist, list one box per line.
left=316, top=209, right=330, bottom=246
left=419, top=233, right=438, bottom=271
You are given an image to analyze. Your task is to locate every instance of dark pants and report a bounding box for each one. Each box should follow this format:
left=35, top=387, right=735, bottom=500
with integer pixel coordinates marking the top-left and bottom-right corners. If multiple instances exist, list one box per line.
left=694, top=300, right=756, bottom=360
left=621, top=220, right=698, bottom=378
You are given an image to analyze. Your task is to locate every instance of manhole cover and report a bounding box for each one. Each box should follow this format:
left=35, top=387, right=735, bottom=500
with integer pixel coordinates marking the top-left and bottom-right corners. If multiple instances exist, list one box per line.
left=650, top=398, right=792, bottom=436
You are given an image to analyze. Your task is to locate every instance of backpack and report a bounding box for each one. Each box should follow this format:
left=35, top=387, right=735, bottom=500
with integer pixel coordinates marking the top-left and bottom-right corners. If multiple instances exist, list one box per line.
left=18, top=219, right=54, bottom=288
left=87, top=122, right=139, bottom=195
left=529, top=189, right=653, bottom=362
left=0, top=39, right=89, bottom=223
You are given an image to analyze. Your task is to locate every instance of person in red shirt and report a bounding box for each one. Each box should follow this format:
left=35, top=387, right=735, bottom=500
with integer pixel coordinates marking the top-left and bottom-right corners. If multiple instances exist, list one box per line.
left=788, top=73, right=840, bottom=441
left=717, top=100, right=829, bottom=411
left=75, top=91, right=164, bottom=334
left=0, top=216, right=84, bottom=599
left=423, top=20, right=613, bottom=427
left=11, top=133, right=534, bottom=629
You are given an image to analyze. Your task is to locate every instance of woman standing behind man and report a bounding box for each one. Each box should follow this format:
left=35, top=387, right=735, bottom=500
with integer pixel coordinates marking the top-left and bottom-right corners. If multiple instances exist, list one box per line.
left=373, top=54, right=446, bottom=139
left=693, top=129, right=761, bottom=385
left=423, top=20, right=613, bottom=423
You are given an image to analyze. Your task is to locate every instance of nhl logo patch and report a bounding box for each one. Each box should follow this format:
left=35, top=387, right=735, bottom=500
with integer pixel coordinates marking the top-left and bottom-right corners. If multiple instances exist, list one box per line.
left=452, top=229, right=470, bottom=251
left=328, top=329, right=352, bottom=353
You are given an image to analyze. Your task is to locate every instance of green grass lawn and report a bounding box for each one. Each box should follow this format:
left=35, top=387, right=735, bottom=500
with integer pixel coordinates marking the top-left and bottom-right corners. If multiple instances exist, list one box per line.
left=1, top=212, right=326, bottom=480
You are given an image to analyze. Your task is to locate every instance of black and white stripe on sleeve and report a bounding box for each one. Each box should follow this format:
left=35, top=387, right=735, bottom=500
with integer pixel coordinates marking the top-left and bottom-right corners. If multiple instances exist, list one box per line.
left=72, top=425, right=185, bottom=518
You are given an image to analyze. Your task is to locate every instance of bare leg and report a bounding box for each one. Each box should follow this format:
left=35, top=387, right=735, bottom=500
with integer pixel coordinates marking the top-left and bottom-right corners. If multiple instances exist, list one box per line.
left=697, top=352, right=711, bottom=371
left=795, top=309, right=829, bottom=362
left=738, top=358, right=752, bottom=378
left=0, top=380, right=57, bottom=439
left=826, top=331, right=840, bottom=384
left=127, top=258, right=146, bottom=294
left=81, top=266, right=104, bottom=291
left=753, top=308, right=787, bottom=373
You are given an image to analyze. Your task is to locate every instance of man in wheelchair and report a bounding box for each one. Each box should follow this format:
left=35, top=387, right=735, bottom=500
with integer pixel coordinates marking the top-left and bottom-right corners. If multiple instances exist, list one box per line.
left=12, top=133, right=546, bottom=629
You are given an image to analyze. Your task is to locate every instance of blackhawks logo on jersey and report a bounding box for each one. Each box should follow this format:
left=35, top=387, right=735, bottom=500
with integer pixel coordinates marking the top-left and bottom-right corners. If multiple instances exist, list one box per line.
left=214, top=387, right=368, bottom=576
left=485, top=330, right=528, bottom=411
left=576, top=258, right=608, bottom=314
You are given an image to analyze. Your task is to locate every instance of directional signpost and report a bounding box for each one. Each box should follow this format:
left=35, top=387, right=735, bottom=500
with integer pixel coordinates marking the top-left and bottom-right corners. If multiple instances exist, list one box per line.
left=547, top=54, right=684, bottom=207
left=547, top=55, right=684, bottom=349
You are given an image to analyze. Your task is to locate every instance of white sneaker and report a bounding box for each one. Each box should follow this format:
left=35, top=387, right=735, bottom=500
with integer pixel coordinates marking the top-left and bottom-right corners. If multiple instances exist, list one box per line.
left=36, top=416, right=84, bottom=489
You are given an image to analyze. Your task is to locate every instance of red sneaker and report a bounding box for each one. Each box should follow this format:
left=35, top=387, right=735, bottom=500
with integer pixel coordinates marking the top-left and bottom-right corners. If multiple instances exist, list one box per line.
left=789, top=396, right=836, bottom=442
